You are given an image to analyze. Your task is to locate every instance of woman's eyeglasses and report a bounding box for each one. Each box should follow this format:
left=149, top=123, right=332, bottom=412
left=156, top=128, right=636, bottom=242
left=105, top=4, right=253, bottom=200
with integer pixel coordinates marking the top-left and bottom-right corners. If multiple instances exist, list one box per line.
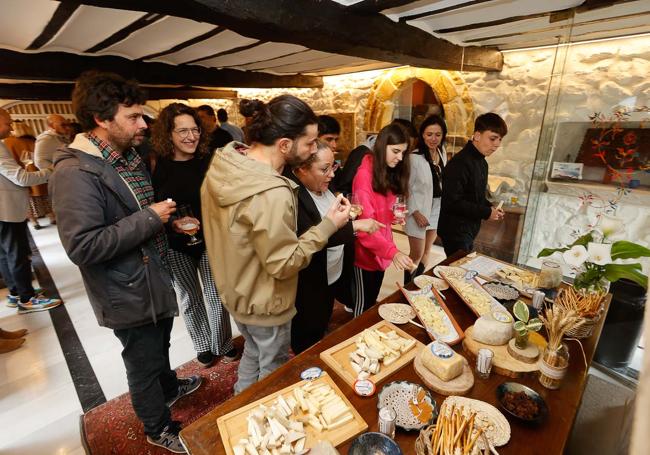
left=319, top=162, right=340, bottom=175
left=173, top=127, right=201, bottom=138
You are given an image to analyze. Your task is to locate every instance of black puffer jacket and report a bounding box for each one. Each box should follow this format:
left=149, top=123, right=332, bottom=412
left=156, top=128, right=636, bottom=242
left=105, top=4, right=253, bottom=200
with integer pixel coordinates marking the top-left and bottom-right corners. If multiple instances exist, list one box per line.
left=50, top=134, right=178, bottom=329
left=437, top=141, right=492, bottom=241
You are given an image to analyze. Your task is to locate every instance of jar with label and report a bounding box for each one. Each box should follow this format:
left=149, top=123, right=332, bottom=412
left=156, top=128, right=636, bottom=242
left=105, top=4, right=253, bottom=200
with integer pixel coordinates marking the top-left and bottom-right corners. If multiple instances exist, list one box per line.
left=539, top=260, right=562, bottom=289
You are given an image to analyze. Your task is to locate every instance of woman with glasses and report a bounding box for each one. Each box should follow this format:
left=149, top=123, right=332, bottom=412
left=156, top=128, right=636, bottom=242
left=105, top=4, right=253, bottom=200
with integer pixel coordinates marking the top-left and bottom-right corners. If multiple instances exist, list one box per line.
left=286, top=140, right=383, bottom=353
left=151, top=103, right=237, bottom=367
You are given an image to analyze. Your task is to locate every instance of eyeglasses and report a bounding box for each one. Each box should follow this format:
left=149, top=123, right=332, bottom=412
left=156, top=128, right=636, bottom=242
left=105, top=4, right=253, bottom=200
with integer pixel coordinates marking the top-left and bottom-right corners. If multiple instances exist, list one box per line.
left=173, top=127, right=201, bottom=138
left=318, top=162, right=340, bottom=175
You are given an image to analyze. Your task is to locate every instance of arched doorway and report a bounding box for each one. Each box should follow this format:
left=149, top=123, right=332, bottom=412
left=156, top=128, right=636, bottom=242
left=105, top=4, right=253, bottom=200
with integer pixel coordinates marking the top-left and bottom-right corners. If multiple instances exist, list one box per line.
left=364, top=67, right=475, bottom=153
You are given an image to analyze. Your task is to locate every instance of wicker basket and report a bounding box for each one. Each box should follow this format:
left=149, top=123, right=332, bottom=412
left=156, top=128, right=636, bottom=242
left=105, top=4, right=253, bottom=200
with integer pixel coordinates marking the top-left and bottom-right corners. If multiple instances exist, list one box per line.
left=415, top=424, right=435, bottom=455
left=565, top=307, right=604, bottom=339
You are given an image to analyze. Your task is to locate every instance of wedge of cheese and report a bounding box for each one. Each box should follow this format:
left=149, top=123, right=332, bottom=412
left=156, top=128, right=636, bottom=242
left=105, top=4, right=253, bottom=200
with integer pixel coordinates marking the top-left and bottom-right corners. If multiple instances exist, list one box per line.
left=421, top=342, right=464, bottom=382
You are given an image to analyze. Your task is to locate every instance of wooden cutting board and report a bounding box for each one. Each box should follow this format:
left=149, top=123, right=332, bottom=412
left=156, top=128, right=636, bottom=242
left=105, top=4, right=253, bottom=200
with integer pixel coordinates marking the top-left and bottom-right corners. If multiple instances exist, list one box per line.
left=320, top=320, right=426, bottom=388
left=462, top=326, right=539, bottom=378
left=216, top=372, right=367, bottom=455
left=413, top=346, right=474, bottom=396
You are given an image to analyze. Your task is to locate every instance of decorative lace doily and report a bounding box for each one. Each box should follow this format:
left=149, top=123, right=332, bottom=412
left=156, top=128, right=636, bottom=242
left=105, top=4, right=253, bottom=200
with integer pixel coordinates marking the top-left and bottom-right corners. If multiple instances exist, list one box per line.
left=378, top=381, right=438, bottom=430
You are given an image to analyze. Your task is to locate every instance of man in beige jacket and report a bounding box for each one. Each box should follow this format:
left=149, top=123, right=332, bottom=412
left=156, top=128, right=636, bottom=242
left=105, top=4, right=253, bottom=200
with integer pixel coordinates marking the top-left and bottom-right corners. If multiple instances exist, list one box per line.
left=202, top=95, right=350, bottom=393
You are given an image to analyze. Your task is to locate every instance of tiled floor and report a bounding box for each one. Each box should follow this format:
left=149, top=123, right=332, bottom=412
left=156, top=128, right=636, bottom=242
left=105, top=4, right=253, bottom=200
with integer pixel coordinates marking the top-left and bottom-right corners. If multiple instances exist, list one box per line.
left=0, top=222, right=445, bottom=454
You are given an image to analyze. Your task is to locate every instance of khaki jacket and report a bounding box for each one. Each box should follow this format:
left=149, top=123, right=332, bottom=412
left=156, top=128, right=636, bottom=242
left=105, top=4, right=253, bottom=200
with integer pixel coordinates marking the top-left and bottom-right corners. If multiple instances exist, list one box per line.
left=201, top=142, right=337, bottom=327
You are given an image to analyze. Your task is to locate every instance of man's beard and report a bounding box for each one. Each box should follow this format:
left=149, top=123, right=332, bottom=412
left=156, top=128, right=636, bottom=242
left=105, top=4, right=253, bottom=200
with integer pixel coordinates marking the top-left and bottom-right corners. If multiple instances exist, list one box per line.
left=285, top=140, right=309, bottom=167
left=108, top=126, right=145, bottom=151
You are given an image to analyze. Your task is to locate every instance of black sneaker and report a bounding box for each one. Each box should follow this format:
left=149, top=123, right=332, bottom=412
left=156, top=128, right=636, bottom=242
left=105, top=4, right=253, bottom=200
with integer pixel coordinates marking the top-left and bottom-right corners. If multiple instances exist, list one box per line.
left=196, top=351, right=215, bottom=367
left=221, top=347, right=241, bottom=363
left=146, top=421, right=186, bottom=454
left=166, top=376, right=202, bottom=408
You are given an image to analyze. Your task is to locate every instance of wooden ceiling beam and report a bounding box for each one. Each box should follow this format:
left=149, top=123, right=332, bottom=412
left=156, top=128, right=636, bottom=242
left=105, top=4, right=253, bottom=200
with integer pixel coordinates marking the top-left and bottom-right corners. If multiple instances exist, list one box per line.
left=27, top=1, right=81, bottom=50
left=348, top=0, right=416, bottom=13
left=60, top=0, right=503, bottom=71
left=398, top=0, right=496, bottom=22
left=139, top=26, right=225, bottom=61
left=0, top=49, right=323, bottom=88
left=85, top=13, right=164, bottom=53
left=0, top=83, right=239, bottom=101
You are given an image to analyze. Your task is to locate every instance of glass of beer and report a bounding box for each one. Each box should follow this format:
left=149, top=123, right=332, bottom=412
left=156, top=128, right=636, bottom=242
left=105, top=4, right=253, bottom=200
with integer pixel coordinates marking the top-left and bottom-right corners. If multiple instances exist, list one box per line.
left=177, top=205, right=202, bottom=246
left=347, top=193, right=363, bottom=220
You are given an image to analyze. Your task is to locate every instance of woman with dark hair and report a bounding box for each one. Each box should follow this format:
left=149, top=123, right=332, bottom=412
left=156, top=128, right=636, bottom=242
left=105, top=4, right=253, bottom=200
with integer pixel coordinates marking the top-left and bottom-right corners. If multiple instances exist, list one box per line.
left=287, top=141, right=383, bottom=353
left=405, top=114, right=448, bottom=281
left=351, top=123, right=415, bottom=316
left=151, top=102, right=236, bottom=368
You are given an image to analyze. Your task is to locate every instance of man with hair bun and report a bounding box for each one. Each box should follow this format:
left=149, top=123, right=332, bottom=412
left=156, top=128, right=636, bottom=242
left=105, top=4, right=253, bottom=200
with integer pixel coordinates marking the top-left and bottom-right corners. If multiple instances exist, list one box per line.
left=202, top=95, right=351, bottom=393
left=438, top=112, right=508, bottom=257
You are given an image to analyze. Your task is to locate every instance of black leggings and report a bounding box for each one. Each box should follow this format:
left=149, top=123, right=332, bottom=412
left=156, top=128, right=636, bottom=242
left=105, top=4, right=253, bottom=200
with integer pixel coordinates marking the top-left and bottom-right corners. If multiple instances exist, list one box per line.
left=353, top=267, right=385, bottom=317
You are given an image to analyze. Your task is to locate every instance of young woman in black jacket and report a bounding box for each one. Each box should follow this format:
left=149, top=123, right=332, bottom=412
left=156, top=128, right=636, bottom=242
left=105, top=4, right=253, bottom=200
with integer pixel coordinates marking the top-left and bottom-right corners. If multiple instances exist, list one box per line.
left=287, top=141, right=383, bottom=354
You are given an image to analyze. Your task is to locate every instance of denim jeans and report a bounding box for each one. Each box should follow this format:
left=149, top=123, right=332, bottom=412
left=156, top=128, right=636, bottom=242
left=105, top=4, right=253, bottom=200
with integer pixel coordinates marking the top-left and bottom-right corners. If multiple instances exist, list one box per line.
left=233, top=320, right=291, bottom=394
left=114, top=317, right=178, bottom=436
left=0, top=220, right=35, bottom=302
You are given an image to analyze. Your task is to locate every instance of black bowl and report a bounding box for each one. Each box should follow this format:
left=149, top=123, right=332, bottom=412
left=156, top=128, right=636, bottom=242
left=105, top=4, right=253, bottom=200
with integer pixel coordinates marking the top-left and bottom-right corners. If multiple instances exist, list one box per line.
left=349, top=432, right=403, bottom=455
left=496, top=382, right=548, bottom=424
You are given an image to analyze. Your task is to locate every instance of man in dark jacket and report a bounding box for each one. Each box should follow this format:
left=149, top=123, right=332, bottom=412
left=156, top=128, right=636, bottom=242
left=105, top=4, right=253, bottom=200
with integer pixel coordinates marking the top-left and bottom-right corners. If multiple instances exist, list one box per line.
left=50, top=71, right=200, bottom=454
left=438, top=113, right=507, bottom=257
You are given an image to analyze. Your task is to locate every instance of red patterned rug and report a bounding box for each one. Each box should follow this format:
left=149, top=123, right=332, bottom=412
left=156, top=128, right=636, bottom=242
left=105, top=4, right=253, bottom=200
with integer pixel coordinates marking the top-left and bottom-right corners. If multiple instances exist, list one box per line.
left=81, top=303, right=353, bottom=454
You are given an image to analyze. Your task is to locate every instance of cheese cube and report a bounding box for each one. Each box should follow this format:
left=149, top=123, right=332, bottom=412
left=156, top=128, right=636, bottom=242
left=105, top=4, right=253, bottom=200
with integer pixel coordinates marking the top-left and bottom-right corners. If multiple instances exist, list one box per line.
left=421, top=343, right=464, bottom=381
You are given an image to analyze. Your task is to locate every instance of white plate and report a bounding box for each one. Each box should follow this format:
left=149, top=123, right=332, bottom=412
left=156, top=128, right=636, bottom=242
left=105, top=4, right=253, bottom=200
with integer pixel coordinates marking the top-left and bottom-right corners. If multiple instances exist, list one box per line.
left=378, top=303, right=416, bottom=324
left=413, top=275, right=449, bottom=291
left=378, top=381, right=437, bottom=430
left=433, top=265, right=466, bottom=279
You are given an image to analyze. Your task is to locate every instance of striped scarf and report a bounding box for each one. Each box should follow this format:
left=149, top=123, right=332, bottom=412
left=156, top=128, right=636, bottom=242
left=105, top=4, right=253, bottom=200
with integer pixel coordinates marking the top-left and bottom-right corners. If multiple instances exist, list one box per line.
left=87, top=132, right=167, bottom=261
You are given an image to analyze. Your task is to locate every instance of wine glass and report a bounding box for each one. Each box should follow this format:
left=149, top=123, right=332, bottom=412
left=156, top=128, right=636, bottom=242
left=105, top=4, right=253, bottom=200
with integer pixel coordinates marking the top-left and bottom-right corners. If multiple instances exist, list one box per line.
left=392, top=195, right=407, bottom=225
left=176, top=204, right=202, bottom=246
left=347, top=193, right=363, bottom=220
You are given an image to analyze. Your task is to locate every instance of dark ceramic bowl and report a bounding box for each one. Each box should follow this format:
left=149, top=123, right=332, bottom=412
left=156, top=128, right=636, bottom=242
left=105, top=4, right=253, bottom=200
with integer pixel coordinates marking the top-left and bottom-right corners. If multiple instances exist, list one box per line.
left=496, top=382, right=548, bottom=424
left=349, top=432, right=403, bottom=455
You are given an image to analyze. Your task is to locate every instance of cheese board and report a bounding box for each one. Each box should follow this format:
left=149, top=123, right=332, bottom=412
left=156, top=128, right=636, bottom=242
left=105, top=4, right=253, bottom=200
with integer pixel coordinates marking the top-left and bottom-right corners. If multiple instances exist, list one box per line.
left=438, top=268, right=509, bottom=317
left=320, top=320, right=425, bottom=388
left=462, top=326, right=539, bottom=378
left=216, top=372, right=367, bottom=455
left=451, top=253, right=541, bottom=293
left=399, top=284, right=464, bottom=345
left=413, top=345, right=474, bottom=396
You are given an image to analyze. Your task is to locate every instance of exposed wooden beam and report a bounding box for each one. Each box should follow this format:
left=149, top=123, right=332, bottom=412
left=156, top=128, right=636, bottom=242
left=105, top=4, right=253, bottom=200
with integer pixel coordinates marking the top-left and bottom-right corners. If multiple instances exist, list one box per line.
left=0, top=49, right=323, bottom=88
left=463, top=10, right=650, bottom=44
left=398, top=0, right=496, bottom=22
left=139, top=26, right=225, bottom=61
left=184, top=40, right=266, bottom=65
left=28, top=2, right=81, bottom=50
left=435, top=11, right=552, bottom=34
left=348, top=0, right=416, bottom=13
left=60, top=0, right=502, bottom=71
left=0, top=83, right=238, bottom=101
left=85, top=13, right=164, bottom=53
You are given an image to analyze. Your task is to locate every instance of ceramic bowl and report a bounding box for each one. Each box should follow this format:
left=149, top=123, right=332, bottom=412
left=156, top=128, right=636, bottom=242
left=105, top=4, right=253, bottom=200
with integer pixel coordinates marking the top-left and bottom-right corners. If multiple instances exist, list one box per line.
left=496, top=382, right=548, bottom=424
left=377, top=381, right=437, bottom=431
left=349, top=432, right=403, bottom=455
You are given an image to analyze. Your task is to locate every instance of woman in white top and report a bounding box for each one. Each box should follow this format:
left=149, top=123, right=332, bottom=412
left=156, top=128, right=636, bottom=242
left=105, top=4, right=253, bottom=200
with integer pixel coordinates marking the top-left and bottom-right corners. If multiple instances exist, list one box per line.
left=405, top=115, right=448, bottom=281
left=286, top=141, right=383, bottom=353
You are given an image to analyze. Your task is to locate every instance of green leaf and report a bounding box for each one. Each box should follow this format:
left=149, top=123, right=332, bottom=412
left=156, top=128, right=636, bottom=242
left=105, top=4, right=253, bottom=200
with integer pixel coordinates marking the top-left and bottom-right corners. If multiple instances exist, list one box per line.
left=538, top=233, right=593, bottom=258
left=526, top=319, right=543, bottom=332
left=571, top=232, right=594, bottom=247
left=538, top=247, right=567, bottom=258
left=611, top=241, right=650, bottom=260
left=513, top=300, right=529, bottom=323
left=513, top=321, right=527, bottom=334
left=604, top=264, right=649, bottom=289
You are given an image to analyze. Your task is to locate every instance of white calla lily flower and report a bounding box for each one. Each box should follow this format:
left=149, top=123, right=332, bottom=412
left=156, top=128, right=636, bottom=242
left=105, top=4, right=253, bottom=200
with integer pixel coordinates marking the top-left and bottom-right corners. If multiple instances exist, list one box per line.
left=563, top=245, right=588, bottom=268
left=588, top=242, right=612, bottom=266
left=599, top=214, right=624, bottom=237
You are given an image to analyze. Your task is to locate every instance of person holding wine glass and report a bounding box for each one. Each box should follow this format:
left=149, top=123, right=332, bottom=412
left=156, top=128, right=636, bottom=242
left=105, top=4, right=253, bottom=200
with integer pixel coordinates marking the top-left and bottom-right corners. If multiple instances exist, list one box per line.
left=404, top=115, right=448, bottom=283
left=151, top=103, right=237, bottom=369
left=351, top=123, right=415, bottom=317
left=286, top=140, right=384, bottom=353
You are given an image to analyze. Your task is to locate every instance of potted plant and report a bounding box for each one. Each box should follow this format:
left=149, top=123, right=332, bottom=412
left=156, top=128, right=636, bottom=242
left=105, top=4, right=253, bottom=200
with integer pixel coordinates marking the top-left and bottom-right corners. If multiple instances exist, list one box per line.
left=538, top=214, right=650, bottom=294
left=513, top=300, right=542, bottom=349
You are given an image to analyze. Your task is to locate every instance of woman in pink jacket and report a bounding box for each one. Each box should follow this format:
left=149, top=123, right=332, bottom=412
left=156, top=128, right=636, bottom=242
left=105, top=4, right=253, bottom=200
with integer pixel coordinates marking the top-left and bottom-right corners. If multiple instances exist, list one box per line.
left=351, top=124, right=415, bottom=316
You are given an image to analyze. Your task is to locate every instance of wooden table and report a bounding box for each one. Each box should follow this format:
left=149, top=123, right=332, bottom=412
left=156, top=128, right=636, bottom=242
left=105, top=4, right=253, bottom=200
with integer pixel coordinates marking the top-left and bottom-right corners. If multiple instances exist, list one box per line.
left=180, top=254, right=610, bottom=454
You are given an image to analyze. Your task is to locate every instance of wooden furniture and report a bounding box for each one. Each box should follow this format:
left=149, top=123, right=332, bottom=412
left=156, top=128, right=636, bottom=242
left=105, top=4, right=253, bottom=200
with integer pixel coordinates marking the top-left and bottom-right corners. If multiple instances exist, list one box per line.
left=473, top=205, right=525, bottom=263
left=180, top=253, right=611, bottom=455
